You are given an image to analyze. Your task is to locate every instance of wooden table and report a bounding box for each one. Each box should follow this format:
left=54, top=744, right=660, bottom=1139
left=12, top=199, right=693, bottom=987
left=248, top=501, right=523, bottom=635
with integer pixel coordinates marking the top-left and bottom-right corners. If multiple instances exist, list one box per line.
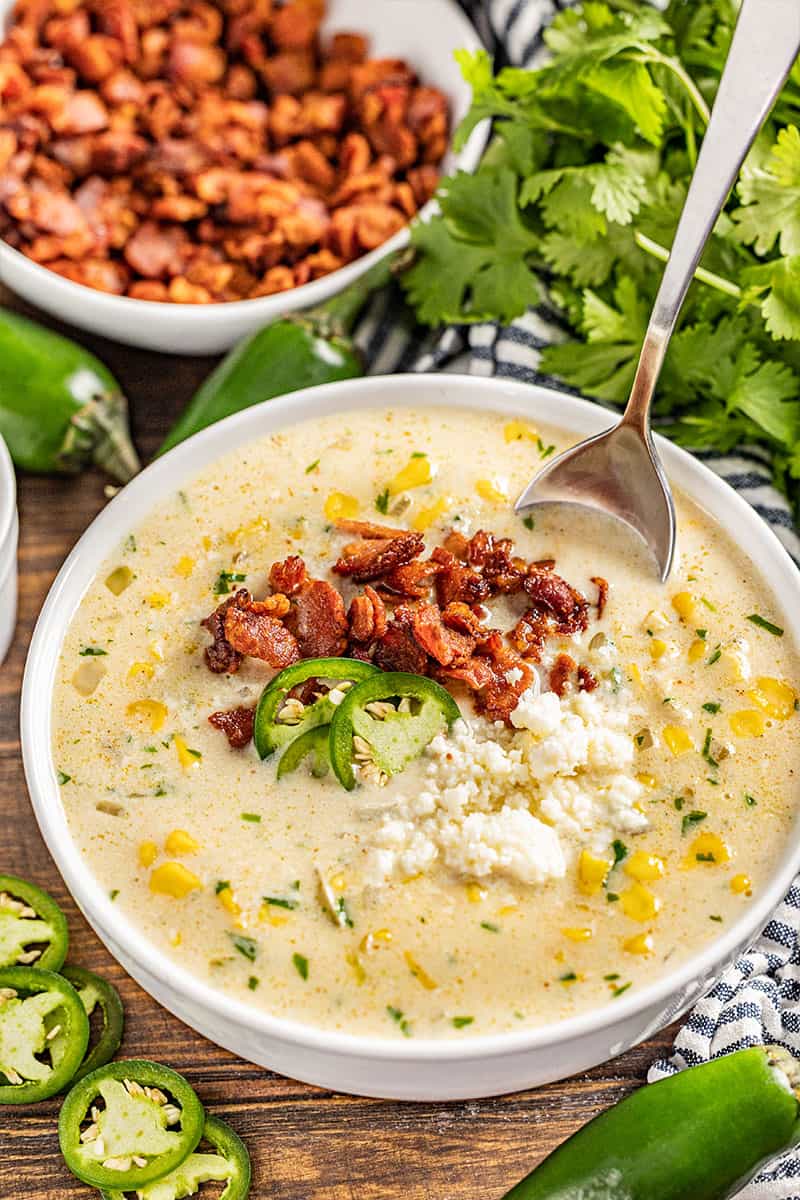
left=0, top=285, right=678, bottom=1199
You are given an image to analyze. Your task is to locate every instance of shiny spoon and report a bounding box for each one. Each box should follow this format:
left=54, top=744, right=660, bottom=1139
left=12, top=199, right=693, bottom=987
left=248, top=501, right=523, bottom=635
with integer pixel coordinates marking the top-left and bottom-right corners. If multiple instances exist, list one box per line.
left=515, top=0, right=800, bottom=581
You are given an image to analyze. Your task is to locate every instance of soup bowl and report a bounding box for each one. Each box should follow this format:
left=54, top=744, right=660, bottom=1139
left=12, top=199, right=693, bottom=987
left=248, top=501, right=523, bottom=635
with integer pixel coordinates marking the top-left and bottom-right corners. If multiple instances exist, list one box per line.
left=21, top=374, right=800, bottom=1100
left=0, top=0, right=486, bottom=355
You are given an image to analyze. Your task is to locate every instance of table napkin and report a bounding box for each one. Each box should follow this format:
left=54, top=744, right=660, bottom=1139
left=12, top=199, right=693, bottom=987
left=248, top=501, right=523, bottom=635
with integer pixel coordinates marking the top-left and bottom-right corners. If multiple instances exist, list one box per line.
left=355, top=1, right=800, bottom=1194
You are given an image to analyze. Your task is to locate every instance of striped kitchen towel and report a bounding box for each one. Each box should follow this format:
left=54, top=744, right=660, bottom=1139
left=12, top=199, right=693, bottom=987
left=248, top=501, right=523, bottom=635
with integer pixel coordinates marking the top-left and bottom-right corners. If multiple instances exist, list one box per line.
left=356, top=1, right=800, bottom=1195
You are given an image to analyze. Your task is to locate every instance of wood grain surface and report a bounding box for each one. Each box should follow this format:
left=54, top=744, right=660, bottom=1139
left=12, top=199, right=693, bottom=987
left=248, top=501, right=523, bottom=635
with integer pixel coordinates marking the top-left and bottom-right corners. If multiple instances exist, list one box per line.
left=0, top=283, right=679, bottom=1199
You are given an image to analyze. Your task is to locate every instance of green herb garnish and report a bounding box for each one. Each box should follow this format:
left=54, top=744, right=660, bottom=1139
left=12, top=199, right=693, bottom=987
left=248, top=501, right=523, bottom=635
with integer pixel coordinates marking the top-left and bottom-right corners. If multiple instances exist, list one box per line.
left=241, top=812, right=261, bottom=823
left=387, top=1006, right=412, bottom=1037
left=681, top=810, right=707, bottom=835
left=702, top=702, right=721, bottom=714
left=747, top=613, right=784, bottom=637
left=305, top=459, right=320, bottom=474
left=56, top=770, right=71, bottom=785
left=79, top=646, right=108, bottom=657
left=480, top=921, right=500, bottom=933
left=263, top=896, right=299, bottom=911
left=229, top=934, right=258, bottom=961
left=375, top=488, right=390, bottom=515
left=706, top=647, right=722, bottom=666
left=522, top=514, right=535, bottom=530
left=248, top=976, right=259, bottom=990
left=214, top=570, right=247, bottom=595
left=292, top=953, right=309, bottom=981
left=612, top=839, right=628, bottom=866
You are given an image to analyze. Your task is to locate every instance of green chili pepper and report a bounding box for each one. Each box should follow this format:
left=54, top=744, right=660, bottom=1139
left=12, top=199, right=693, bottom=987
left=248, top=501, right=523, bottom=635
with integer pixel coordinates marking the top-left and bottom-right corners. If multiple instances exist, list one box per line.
left=60, top=965, right=124, bottom=1083
left=0, top=966, right=89, bottom=1104
left=253, top=657, right=378, bottom=760
left=158, top=256, right=396, bottom=454
left=59, top=1059, right=205, bottom=1190
left=0, top=874, right=69, bottom=971
left=101, top=1114, right=251, bottom=1200
left=502, top=1046, right=800, bottom=1200
left=276, top=724, right=331, bottom=780
left=0, top=308, right=139, bottom=481
left=329, top=671, right=461, bottom=791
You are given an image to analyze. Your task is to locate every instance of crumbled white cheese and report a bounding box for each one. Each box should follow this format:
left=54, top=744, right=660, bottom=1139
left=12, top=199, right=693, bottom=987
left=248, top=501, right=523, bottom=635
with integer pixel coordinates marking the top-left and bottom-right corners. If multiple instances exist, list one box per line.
left=364, top=686, right=647, bottom=887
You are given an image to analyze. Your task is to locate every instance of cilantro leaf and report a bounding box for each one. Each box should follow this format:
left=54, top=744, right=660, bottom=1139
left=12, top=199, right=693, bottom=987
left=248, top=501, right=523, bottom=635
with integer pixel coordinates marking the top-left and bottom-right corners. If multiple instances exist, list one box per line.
left=733, top=127, right=800, bottom=256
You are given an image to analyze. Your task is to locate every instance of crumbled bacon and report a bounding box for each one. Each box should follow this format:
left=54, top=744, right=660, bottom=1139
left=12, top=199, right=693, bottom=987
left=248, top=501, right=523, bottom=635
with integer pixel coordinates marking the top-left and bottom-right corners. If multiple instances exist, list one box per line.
left=441, top=529, right=468, bottom=560
left=222, top=588, right=300, bottom=668
left=333, top=531, right=424, bottom=583
left=474, top=634, right=534, bottom=724
left=372, top=604, right=429, bottom=675
left=441, top=602, right=488, bottom=639
left=549, top=653, right=577, bottom=698
left=334, top=517, right=407, bottom=540
left=284, top=578, right=348, bottom=658
left=269, top=554, right=308, bottom=596
left=379, top=558, right=442, bottom=599
left=209, top=704, right=255, bottom=748
left=591, top=575, right=609, bottom=620
left=347, top=584, right=386, bottom=644
left=524, top=567, right=588, bottom=630
left=411, top=603, right=475, bottom=668
left=437, top=657, right=495, bottom=691
left=202, top=593, right=244, bottom=675
left=578, top=664, right=598, bottom=692
left=431, top=547, right=491, bottom=608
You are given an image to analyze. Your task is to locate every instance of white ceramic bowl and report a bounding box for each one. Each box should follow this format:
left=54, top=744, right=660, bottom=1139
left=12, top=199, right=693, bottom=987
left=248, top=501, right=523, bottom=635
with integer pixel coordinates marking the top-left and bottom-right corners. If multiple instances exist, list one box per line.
left=0, top=433, right=17, bottom=667
left=0, top=0, right=486, bottom=355
left=22, top=376, right=800, bottom=1100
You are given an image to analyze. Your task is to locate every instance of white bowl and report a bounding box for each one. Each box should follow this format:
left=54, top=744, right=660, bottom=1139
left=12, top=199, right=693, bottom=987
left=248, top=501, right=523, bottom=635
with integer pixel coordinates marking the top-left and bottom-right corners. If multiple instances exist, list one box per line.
left=0, top=0, right=486, bottom=355
left=21, top=375, right=800, bottom=1100
left=0, top=433, right=17, bottom=667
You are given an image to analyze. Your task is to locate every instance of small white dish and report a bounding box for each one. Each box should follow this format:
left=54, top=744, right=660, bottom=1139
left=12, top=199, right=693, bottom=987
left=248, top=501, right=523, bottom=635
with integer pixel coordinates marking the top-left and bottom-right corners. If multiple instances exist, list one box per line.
left=0, top=433, right=17, bottom=668
left=21, top=375, right=800, bottom=1100
left=0, top=0, right=486, bottom=355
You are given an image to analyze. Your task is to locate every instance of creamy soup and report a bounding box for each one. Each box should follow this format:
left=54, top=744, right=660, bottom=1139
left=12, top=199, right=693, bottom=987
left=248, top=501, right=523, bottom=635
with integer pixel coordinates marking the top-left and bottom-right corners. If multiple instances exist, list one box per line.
left=52, top=408, right=800, bottom=1040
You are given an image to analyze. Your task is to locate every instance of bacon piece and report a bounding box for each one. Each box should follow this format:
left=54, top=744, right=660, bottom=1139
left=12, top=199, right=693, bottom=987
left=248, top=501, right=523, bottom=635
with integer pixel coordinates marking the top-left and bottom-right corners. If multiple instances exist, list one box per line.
left=124, top=221, right=187, bottom=278
left=524, top=567, right=588, bottom=631
left=372, top=604, right=429, bottom=675
left=591, top=575, right=609, bottom=620
left=475, top=637, right=534, bottom=724
left=442, top=529, right=468, bottom=560
left=578, top=665, right=598, bottom=692
left=411, top=603, right=475, bottom=668
left=284, top=579, right=348, bottom=658
left=348, top=584, right=387, bottom=644
left=437, top=657, right=494, bottom=691
left=209, top=704, right=255, bottom=749
left=334, top=518, right=408, bottom=540
left=222, top=589, right=300, bottom=668
left=441, top=602, right=488, bottom=638
left=202, top=593, right=244, bottom=675
left=379, top=558, right=443, bottom=599
left=510, top=610, right=549, bottom=662
left=269, top=554, right=308, bottom=596
left=549, top=653, right=577, bottom=698
left=333, top=531, right=424, bottom=583
left=431, top=547, right=491, bottom=608
left=467, top=529, right=526, bottom=595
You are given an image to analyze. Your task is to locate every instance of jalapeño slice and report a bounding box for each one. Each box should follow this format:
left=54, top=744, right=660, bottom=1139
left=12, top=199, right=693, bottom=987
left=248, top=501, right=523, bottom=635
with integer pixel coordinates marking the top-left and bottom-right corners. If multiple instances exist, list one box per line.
left=61, top=966, right=124, bottom=1083
left=59, top=1059, right=205, bottom=1190
left=0, top=966, right=89, bottom=1104
left=276, top=724, right=330, bottom=780
left=101, top=1114, right=251, bottom=1200
left=329, top=672, right=461, bottom=790
left=0, top=874, right=69, bottom=971
left=253, top=657, right=378, bottom=759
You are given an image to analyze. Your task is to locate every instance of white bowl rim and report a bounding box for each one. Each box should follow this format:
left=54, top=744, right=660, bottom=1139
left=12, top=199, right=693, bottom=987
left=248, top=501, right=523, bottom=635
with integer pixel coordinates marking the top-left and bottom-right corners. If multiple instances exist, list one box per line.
left=0, top=0, right=486, bottom=323
left=0, top=433, right=16, bottom=560
left=22, top=374, right=800, bottom=1063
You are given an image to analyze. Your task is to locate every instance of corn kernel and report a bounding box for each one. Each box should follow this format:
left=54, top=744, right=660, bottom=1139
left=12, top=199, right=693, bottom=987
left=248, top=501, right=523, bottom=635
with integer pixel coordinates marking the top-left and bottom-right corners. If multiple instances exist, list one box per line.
left=504, top=420, right=538, bottom=443
left=721, top=639, right=751, bottom=683
left=636, top=773, right=658, bottom=789
left=126, top=699, right=168, bottom=733
left=577, top=850, right=612, bottom=896
left=346, top=950, right=367, bottom=985
left=146, top=592, right=170, bottom=609
left=475, top=478, right=508, bottom=505
left=747, top=677, right=796, bottom=720
left=324, top=492, right=359, bottom=521
left=624, top=851, right=665, bottom=882
left=621, top=883, right=660, bottom=922
left=174, top=735, right=201, bottom=769
left=105, top=565, right=133, bottom=595
left=389, top=455, right=433, bottom=494
left=164, top=829, right=199, bottom=856
left=688, top=639, right=706, bottom=663
left=149, top=641, right=164, bottom=663
left=412, top=495, right=451, bottom=532
left=683, top=832, right=731, bottom=868
left=404, top=950, right=438, bottom=990
left=138, top=841, right=158, bottom=869
left=330, top=874, right=346, bottom=891
left=170, top=931, right=182, bottom=947
left=128, top=661, right=155, bottom=681
left=258, top=904, right=287, bottom=927
left=71, top=660, right=107, bottom=697
left=149, top=862, right=202, bottom=899
left=628, top=663, right=642, bottom=686
left=649, top=638, right=668, bottom=660
left=663, top=725, right=693, bottom=755
left=202, top=536, right=213, bottom=552
left=217, top=885, right=241, bottom=918
left=498, top=905, right=519, bottom=917
left=466, top=882, right=486, bottom=904
left=729, top=710, right=767, bottom=738
left=171, top=557, right=193, bottom=579
left=731, top=873, right=752, bottom=896
left=562, top=926, right=593, bottom=942
left=360, top=928, right=393, bottom=953
left=226, top=517, right=270, bottom=544
left=671, top=592, right=696, bottom=622
left=624, top=931, right=654, bottom=956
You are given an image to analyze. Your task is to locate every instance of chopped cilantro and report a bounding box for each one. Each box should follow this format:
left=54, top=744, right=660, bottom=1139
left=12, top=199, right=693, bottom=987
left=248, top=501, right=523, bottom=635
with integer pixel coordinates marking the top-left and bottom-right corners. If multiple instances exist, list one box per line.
left=695, top=629, right=707, bottom=640
left=537, top=437, right=556, bottom=459
left=608, top=666, right=623, bottom=694
left=56, top=770, right=71, bottom=786
left=612, top=982, right=632, bottom=999
left=214, top=570, right=247, bottom=595
left=559, top=971, right=577, bottom=983
left=709, top=914, right=723, bottom=922
left=411, top=451, right=426, bottom=459
left=305, top=459, right=320, bottom=474
left=522, top=514, right=535, bottom=530
left=706, top=646, right=722, bottom=666
left=702, top=702, right=721, bottom=714
left=701, top=597, right=717, bottom=612
left=292, top=953, right=309, bottom=980
left=673, top=796, right=685, bottom=811
left=335, top=896, right=354, bottom=928
left=603, top=973, right=620, bottom=981
left=452, top=1016, right=474, bottom=1028
left=480, top=921, right=500, bottom=933
left=387, top=1006, right=412, bottom=1037
left=79, top=646, right=108, bottom=657
left=606, top=892, right=620, bottom=903
left=702, top=728, right=718, bottom=768
left=215, top=880, right=231, bottom=895
left=125, top=535, right=137, bottom=553
left=109, top=889, right=119, bottom=901
left=745, top=792, right=758, bottom=807
left=681, top=810, right=707, bottom=835
left=263, top=896, right=299, bottom=910
left=747, top=613, right=784, bottom=637
left=375, top=488, right=390, bottom=515
left=229, top=933, right=258, bottom=961
left=241, top=812, right=261, bottom=823
left=612, top=839, right=628, bottom=866
left=248, top=976, right=259, bottom=990
left=696, top=852, right=716, bottom=862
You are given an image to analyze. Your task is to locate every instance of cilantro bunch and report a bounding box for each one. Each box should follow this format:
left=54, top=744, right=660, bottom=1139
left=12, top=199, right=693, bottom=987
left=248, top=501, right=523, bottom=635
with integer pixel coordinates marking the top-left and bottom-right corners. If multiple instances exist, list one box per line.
left=402, top=0, right=800, bottom=504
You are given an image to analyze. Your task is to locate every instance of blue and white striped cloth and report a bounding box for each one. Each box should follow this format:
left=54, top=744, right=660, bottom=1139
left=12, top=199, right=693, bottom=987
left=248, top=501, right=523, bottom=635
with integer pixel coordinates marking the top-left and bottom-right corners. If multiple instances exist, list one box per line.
left=355, top=1, right=800, bottom=1193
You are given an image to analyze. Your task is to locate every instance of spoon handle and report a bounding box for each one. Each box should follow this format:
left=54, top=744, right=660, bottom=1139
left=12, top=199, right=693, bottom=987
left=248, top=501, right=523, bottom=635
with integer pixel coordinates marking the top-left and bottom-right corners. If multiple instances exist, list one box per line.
left=623, top=0, right=800, bottom=432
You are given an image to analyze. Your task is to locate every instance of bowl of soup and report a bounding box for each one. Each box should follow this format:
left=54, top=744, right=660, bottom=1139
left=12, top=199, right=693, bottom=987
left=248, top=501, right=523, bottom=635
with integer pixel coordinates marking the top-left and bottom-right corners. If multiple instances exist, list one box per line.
left=21, top=374, right=800, bottom=1100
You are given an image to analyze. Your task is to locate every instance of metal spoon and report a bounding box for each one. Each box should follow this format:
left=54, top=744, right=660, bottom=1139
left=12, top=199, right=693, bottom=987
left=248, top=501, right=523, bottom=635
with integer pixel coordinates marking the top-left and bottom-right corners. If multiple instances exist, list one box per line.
left=515, top=0, right=800, bottom=581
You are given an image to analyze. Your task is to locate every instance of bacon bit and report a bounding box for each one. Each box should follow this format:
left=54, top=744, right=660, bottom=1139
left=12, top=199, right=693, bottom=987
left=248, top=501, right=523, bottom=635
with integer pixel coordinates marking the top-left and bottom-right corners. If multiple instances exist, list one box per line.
left=475, top=637, right=534, bottom=724
left=333, top=531, right=425, bottom=583
left=379, top=558, right=443, bottom=599
left=578, top=665, right=598, bottom=692
left=534, top=559, right=556, bottom=570
left=202, top=594, right=244, bottom=675
left=209, top=705, right=255, bottom=749
left=431, top=547, right=491, bottom=608
left=124, top=221, right=187, bottom=278
left=524, top=567, right=589, bottom=633
left=223, top=589, right=300, bottom=668
left=285, top=579, right=348, bottom=658
left=591, top=575, right=609, bottom=620
left=411, top=603, right=475, bottom=668
left=441, top=602, right=488, bottom=638
left=334, top=518, right=408, bottom=540
left=348, top=584, right=387, bottom=644
left=373, top=604, right=429, bottom=675
left=510, top=611, right=549, bottom=662
left=269, top=555, right=308, bottom=596
left=549, top=653, right=577, bottom=698
left=467, top=530, right=526, bottom=595
left=438, top=658, right=495, bottom=691
left=441, top=529, right=469, bottom=560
